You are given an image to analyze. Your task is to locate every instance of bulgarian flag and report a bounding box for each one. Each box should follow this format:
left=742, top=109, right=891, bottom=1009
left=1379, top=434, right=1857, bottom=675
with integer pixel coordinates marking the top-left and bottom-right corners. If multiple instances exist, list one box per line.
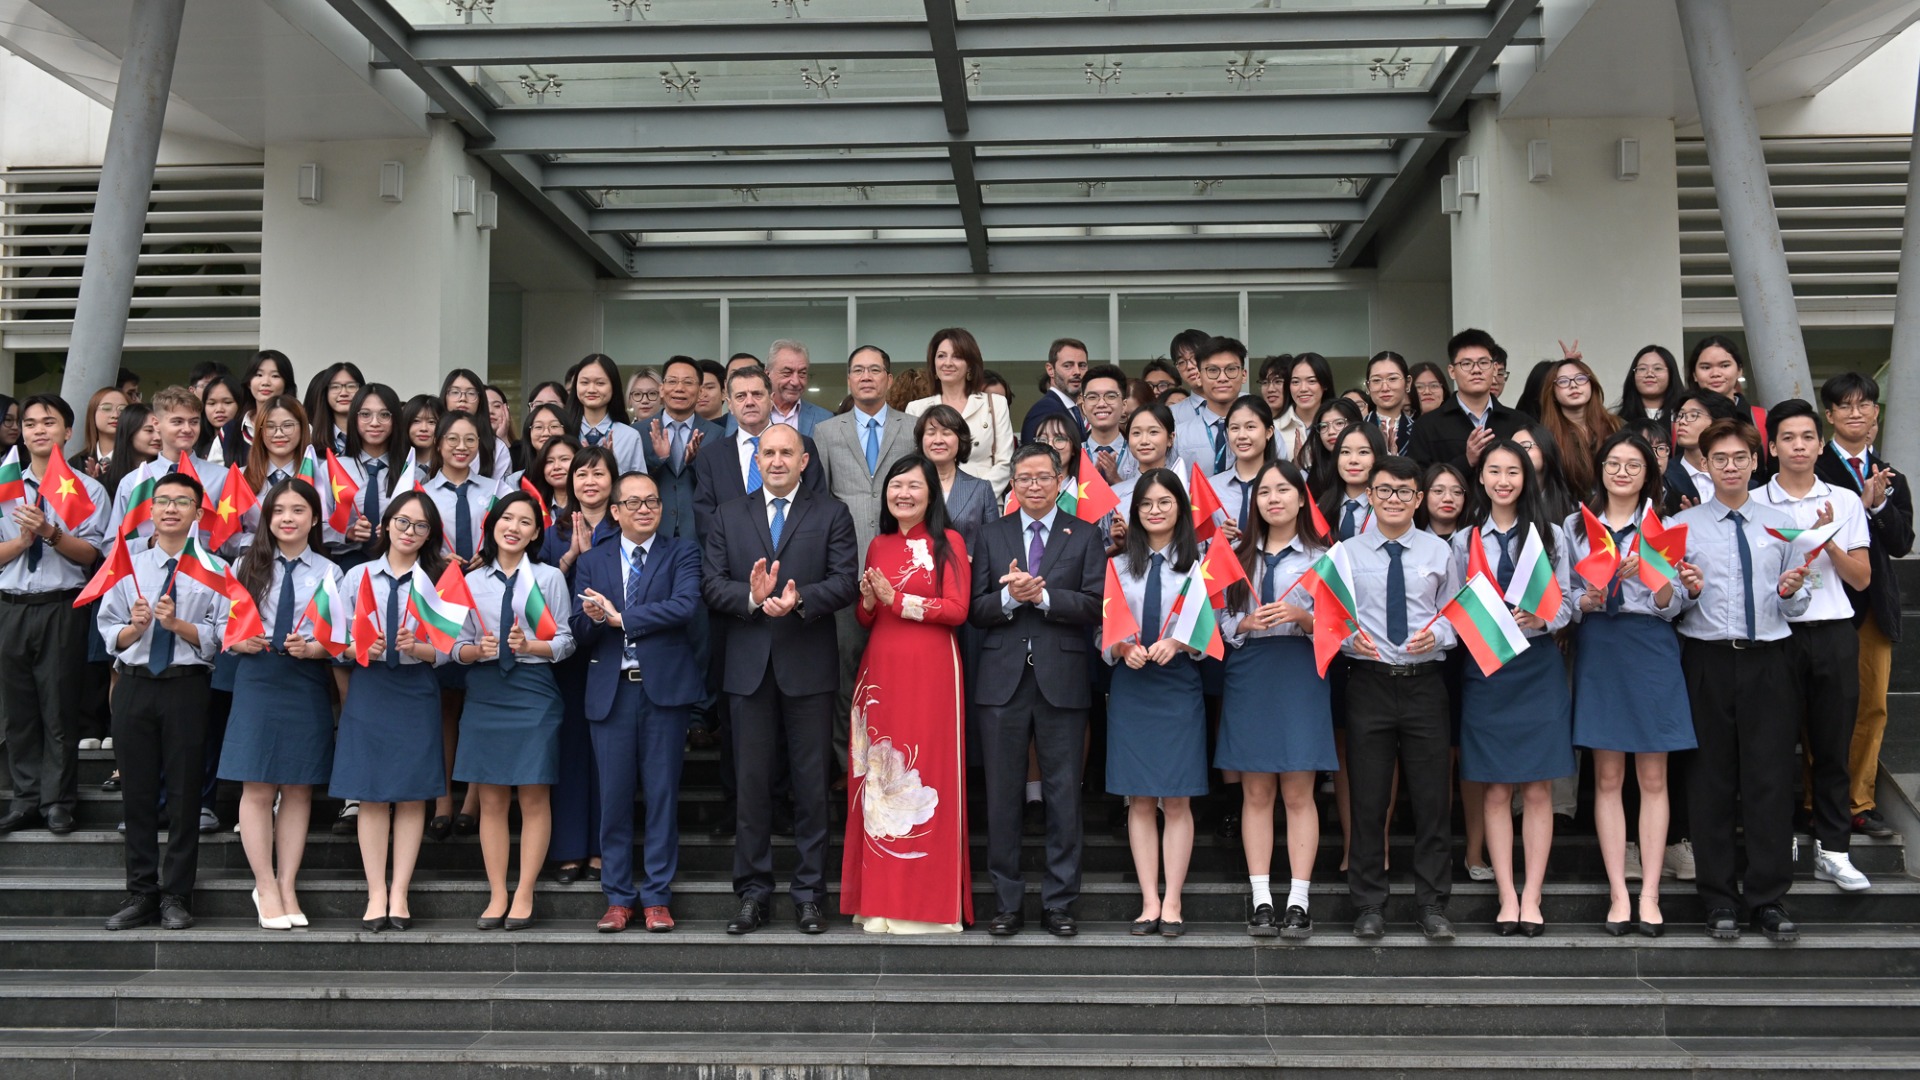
left=522, top=572, right=559, bottom=641
left=399, top=448, right=424, bottom=492
left=39, top=445, right=95, bottom=530
left=1100, top=559, right=1139, bottom=652
left=1503, top=523, right=1563, bottom=622
left=204, top=464, right=256, bottom=552
left=117, top=466, right=160, bottom=538
left=171, top=536, right=231, bottom=596
left=1298, top=542, right=1360, bottom=676
left=299, top=572, right=350, bottom=657
left=1160, top=562, right=1223, bottom=660
left=172, top=455, right=216, bottom=535
left=1189, top=462, right=1227, bottom=543
left=1062, top=449, right=1121, bottom=524
left=1765, top=521, right=1843, bottom=568
left=1439, top=574, right=1531, bottom=677
left=0, top=447, right=22, bottom=503
left=1199, top=530, right=1247, bottom=601
left=407, top=564, right=471, bottom=653
left=1635, top=507, right=1686, bottom=589
left=351, top=571, right=380, bottom=667
left=1574, top=504, right=1621, bottom=591
left=297, top=446, right=339, bottom=528
left=323, top=449, right=360, bottom=533
left=74, top=534, right=138, bottom=607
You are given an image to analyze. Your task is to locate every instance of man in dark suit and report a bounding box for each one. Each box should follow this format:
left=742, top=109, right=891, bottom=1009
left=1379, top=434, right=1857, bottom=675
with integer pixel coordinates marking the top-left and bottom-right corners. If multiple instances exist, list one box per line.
left=572, top=471, right=704, bottom=935
left=642, top=356, right=725, bottom=543
left=1816, top=372, right=1914, bottom=839
left=1018, top=337, right=1090, bottom=444
left=1663, top=388, right=1743, bottom=514
left=970, top=443, right=1105, bottom=937
left=1404, top=328, right=1529, bottom=473
left=702, top=423, right=859, bottom=935
left=692, top=366, right=825, bottom=539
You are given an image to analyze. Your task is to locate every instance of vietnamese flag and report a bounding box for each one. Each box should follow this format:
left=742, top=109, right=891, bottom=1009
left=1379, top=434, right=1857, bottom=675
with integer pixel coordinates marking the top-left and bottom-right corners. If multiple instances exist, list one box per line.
left=74, top=534, right=137, bottom=607
left=324, top=449, right=360, bottom=534
left=171, top=454, right=217, bottom=532
left=205, top=464, right=257, bottom=551
left=519, top=476, right=552, bottom=529
left=1574, top=505, right=1621, bottom=591
left=1188, top=462, right=1226, bottom=544
left=1466, top=527, right=1496, bottom=586
left=522, top=573, right=559, bottom=641
left=219, top=567, right=265, bottom=651
left=39, top=445, right=95, bottom=530
left=1199, top=530, right=1248, bottom=602
left=1305, top=492, right=1332, bottom=542
left=351, top=571, right=380, bottom=667
left=1100, top=560, right=1139, bottom=652
left=1065, top=449, right=1120, bottom=524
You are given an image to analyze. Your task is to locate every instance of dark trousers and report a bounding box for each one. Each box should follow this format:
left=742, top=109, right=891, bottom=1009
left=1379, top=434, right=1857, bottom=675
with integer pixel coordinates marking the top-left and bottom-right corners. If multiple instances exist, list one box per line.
left=730, top=673, right=832, bottom=905
left=591, top=679, right=688, bottom=909
left=979, top=667, right=1087, bottom=914
left=1789, top=619, right=1860, bottom=854
left=1345, top=663, right=1452, bottom=911
left=1682, top=638, right=1797, bottom=915
left=111, top=669, right=210, bottom=899
left=0, top=594, right=87, bottom=815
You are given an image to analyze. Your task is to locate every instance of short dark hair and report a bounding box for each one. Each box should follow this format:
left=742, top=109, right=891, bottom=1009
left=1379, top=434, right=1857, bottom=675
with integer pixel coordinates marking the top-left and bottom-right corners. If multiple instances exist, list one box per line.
left=1447, top=328, right=1499, bottom=363
left=914, top=404, right=972, bottom=465
left=727, top=366, right=773, bottom=396
left=19, top=392, right=72, bottom=429
left=697, top=358, right=726, bottom=382
left=1367, top=350, right=1409, bottom=379
left=1673, top=386, right=1741, bottom=423
left=1140, top=358, right=1179, bottom=383
left=1082, top=364, right=1128, bottom=395
left=1010, top=442, right=1060, bottom=474
left=1766, top=398, right=1820, bottom=444
left=727, top=352, right=760, bottom=367
left=1199, top=336, right=1248, bottom=365
left=1369, top=455, right=1423, bottom=486
left=153, top=471, right=204, bottom=505
left=1699, top=417, right=1760, bottom=457
left=1047, top=338, right=1088, bottom=367
left=662, top=355, right=701, bottom=381
left=1169, top=329, right=1211, bottom=361
left=1820, top=371, right=1881, bottom=409
left=117, top=367, right=141, bottom=388
left=848, top=344, right=891, bottom=371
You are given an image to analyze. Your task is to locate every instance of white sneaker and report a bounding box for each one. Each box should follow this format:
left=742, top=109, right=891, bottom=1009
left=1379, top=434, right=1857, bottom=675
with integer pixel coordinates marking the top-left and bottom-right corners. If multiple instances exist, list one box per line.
left=1815, top=843, right=1871, bottom=892
left=1623, top=841, right=1643, bottom=881
left=77, top=738, right=101, bottom=751
left=1665, top=840, right=1696, bottom=881
left=99, top=737, right=113, bottom=750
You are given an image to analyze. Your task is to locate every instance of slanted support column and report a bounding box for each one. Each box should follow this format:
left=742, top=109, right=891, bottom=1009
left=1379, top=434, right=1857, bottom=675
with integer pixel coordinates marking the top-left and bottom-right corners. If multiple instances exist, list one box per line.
left=1884, top=67, right=1920, bottom=472
left=59, top=0, right=186, bottom=413
left=1675, top=0, right=1812, bottom=405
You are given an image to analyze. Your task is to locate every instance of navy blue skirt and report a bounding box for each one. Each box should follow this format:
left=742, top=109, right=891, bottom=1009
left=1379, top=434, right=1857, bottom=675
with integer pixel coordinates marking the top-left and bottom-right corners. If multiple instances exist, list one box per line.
left=1459, top=638, right=1575, bottom=784
left=1105, top=657, right=1209, bottom=798
left=1573, top=613, right=1697, bottom=754
left=85, top=601, right=111, bottom=664
left=210, top=649, right=241, bottom=693
left=1216, top=636, right=1337, bottom=774
left=452, top=661, right=563, bottom=786
left=218, top=650, right=335, bottom=785
left=330, top=661, right=447, bottom=803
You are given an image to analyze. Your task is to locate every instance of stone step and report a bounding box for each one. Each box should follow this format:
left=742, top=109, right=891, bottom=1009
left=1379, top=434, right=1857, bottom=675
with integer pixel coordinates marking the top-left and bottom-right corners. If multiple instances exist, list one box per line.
left=4, top=1029, right=1919, bottom=1077
left=6, top=968, right=1920, bottom=1038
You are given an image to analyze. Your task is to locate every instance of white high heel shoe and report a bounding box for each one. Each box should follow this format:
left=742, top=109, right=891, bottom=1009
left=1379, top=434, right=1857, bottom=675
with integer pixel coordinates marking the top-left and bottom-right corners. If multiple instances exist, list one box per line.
left=251, top=888, right=293, bottom=931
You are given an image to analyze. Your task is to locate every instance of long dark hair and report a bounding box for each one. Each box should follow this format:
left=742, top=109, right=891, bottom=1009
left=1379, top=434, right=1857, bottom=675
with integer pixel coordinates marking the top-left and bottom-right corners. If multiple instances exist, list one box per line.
left=1463, top=438, right=1559, bottom=563
left=242, top=349, right=296, bottom=418
left=106, top=404, right=157, bottom=494
left=1523, top=421, right=1575, bottom=519
left=1225, top=459, right=1326, bottom=616
left=520, top=402, right=574, bottom=467
left=1616, top=345, right=1683, bottom=426
left=243, top=395, right=310, bottom=493
left=877, top=454, right=960, bottom=591
left=401, top=394, right=443, bottom=456
left=1584, top=428, right=1665, bottom=518
left=344, top=383, right=408, bottom=495
left=370, top=491, right=448, bottom=581
left=194, top=374, right=248, bottom=461
left=440, top=370, right=499, bottom=474
left=1408, top=361, right=1450, bottom=416
left=1315, top=419, right=1386, bottom=528
left=236, top=480, right=324, bottom=608
left=431, top=410, right=484, bottom=478
left=303, top=361, right=364, bottom=456
left=530, top=434, right=581, bottom=518
left=1286, top=352, right=1334, bottom=419
left=1123, top=467, right=1199, bottom=577
left=567, top=353, right=631, bottom=425
left=478, top=491, right=547, bottom=566
left=1031, top=412, right=1082, bottom=481
left=1224, top=394, right=1276, bottom=470
left=1304, top=397, right=1366, bottom=492
left=1415, top=462, right=1470, bottom=535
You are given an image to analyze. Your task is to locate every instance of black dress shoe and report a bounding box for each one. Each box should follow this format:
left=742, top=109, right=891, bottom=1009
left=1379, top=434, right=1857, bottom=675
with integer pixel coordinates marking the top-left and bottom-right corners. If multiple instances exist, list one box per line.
left=1417, top=905, right=1455, bottom=941
left=0, top=808, right=39, bottom=833
left=386, top=916, right=412, bottom=932
left=503, top=916, right=535, bottom=932
left=726, top=899, right=770, bottom=935
left=100, top=773, right=121, bottom=792
left=987, top=910, right=1023, bottom=937
left=795, top=901, right=827, bottom=934
left=1636, top=919, right=1664, bottom=938
left=158, top=894, right=194, bottom=930
left=1352, top=906, right=1385, bottom=940
left=1245, top=904, right=1278, bottom=938
left=44, top=807, right=73, bottom=836
left=1519, top=919, right=1545, bottom=938
left=1213, top=810, right=1241, bottom=841
left=553, top=864, right=579, bottom=886
left=1604, top=919, right=1634, bottom=937
left=1041, top=908, right=1077, bottom=937
left=475, top=914, right=506, bottom=931
left=1132, top=917, right=1163, bottom=936
left=1496, top=920, right=1520, bottom=937
left=1752, top=903, right=1798, bottom=943
left=105, top=893, right=159, bottom=931
left=452, top=813, right=478, bottom=836
left=1158, top=920, right=1185, bottom=938
left=1705, top=908, right=1740, bottom=941
left=361, top=917, right=388, bottom=933
left=582, top=865, right=601, bottom=882
left=426, top=816, right=453, bottom=842
left=1280, top=905, right=1313, bottom=941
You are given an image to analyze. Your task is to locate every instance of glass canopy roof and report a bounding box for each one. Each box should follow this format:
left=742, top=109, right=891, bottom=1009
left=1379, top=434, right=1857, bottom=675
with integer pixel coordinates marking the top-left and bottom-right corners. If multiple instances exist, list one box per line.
left=350, top=0, right=1541, bottom=277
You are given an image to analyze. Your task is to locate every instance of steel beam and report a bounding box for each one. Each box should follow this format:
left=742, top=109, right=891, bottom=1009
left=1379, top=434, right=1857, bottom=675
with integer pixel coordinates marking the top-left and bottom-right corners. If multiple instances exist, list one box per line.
left=924, top=2, right=984, bottom=272
left=975, top=148, right=1402, bottom=185
left=318, top=0, right=492, bottom=138
left=1331, top=136, right=1448, bottom=267
left=950, top=147, right=990, bottom=274
left=627, top=235, right=1333, bottom=278
left=542, top=155, right=953, bottom=190
left=589, top=195, right=1363, bottom=233
left=1429, top=0, right=1538, bottom=123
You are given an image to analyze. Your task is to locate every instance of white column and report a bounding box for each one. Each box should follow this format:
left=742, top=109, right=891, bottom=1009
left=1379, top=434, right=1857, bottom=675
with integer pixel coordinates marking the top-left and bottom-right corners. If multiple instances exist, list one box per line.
left=1884, top=65, right=1920, bottom=472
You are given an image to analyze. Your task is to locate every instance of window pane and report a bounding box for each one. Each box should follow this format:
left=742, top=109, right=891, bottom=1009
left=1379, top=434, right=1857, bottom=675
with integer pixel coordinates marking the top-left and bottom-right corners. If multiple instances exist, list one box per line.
left=1247, top=290, right=1372, bottom=386
left=727, top=297, right=848, bottom=370
left=603, top=298, right=723, bottom=368
left=1117, top=293, right=1238, bottom=365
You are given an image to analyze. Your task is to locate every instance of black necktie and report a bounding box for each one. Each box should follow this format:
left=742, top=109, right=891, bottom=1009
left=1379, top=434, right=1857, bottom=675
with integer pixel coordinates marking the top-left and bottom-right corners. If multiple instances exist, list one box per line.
left=1341, top=499, right=1362, bottom=541
left=496, top=569, right=517, bottom=670
left=384, top=573, right=402, bottom=668
left=362, top=461, right=384, bottom=523
left=453, top=481, right=474, bottom=559
left=148, top=559, right=178, bottom=676
left=1261, top=550, right=1290, bottom=606
left=1728, top=510, right=1756, bottom=640
left=1384, top=540, right=1408, bottom=645
left=1141, top=552, right=1164, bottom=646
left=584, top=427, right=604, bottom=448
left=1493, top=529, right=1515, bottom=593
left=1606, top=525, right=1633, bottom=614
left=273, top=556, right=298, bottom=647
left=1235, top=479, right=1253, bottom=537
left=24, top=478, right=41, bottom=572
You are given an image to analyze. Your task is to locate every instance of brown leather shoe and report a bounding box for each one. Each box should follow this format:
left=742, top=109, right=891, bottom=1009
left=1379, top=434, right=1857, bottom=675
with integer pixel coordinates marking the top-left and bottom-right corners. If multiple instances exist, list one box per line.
left=643, top=905, right=675, bottom=933
left=596, top=905, right=633, bottom=933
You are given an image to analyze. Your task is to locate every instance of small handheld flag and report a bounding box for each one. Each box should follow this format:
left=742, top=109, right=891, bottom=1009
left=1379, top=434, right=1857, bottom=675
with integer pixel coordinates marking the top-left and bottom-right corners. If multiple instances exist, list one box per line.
left=299, top=572, right=350, bottom=657
left=1064, top=449, right=1121, bottom=524
left=0, top=448, right=23, bottom=503
left=1162, top=563, right=1224, bottom=660
left=1188, top=462, right=1226, bottom=544
left=39, top=446, right=96, bottom=531
left=75, top=535, right=138, bottom=607
left=351, top=571, right=379, bottom=667
left=1199, top=532, right=1247, bottom=602
left=1574, top=505, right=1621, bottom=591
left=323, top=449, right=360, bottom=534
left=1298, top=543, right=1359, bottom=676
left=409, top=564, right=473, bottom=652
left=1440, top=574, right=1531, bottom=677
left=522, top=573, right=559, bottom=641
left=204, top=464, right=257, bottom=552
left=220, top=567, right=265, bottom=651
left=1100, top=560, right=1140, bottom=652
left=1504, top=524, right=1564, bottom=622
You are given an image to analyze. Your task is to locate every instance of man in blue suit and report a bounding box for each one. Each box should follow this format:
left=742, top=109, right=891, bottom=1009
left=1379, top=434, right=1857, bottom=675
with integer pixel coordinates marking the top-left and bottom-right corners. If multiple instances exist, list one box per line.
left=572, top=471, right=704, bottom=935
left=642, top=356, right=725, bottom=542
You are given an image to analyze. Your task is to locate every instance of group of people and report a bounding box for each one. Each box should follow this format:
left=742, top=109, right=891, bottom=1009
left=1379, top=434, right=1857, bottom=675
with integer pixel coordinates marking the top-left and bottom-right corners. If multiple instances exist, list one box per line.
left=0, top=326, right=1902, bottom=946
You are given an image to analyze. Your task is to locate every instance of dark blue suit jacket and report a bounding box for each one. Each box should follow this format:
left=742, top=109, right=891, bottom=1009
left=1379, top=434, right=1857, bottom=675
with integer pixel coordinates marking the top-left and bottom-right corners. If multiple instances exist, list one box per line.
left=568, top=533, right=705, bottom=714
left=1019, top=389, right=1083, bottom=445
left=639, top=413, right=725, bottom=542
left=690, top=428, right=827, bottom=539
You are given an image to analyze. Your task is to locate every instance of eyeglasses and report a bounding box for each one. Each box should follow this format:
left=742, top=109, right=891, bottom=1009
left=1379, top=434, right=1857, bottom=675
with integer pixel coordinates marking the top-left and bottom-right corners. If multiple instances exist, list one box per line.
left=615, top=496, right=663, bottom=512
left=1011, top=473, right=1058, bottom=488
left=1603, top=460, right=1646, bottom=475
left=442, top=437, right=479, bottom=449
left=1040, top=435, right=1073, bottom=448
left=263, top=421, right=302, bottom=436
left=1366, top=374, right=1404, bottom=388
left=1674, top=409, right=1709, bottom=424
left=1831, top=400, right=1879, bottom=415
left=1452, top=359, right=1496, bottom=372
left=389, top=516, right=429, bottom=535
left=1369, top=486, right=1418, bottom=504
left=1200, top=365, right=1242, bottom=380
left=356, top=409, right=392, bottom=423
left=1081, top=391, right=1125, bottom=405
left=1313, top=419, right=1349, bottom=436
left=329, top=380, right=361, bottom=395
left=1632, top=365, right=1666, bottom=378
left=1554, top=374, right=1591, bottom=388
left=1708, top=452, right=1755, bottom=469
left=629, top=390, right=661, bottom=404
left=1258, top=376, right=1286, bottom=389
left=152, top=496, right=198, bottom=510
left=445, top=388, right=479, bottom=403
left=1514, top=438, right=1538, bottom=452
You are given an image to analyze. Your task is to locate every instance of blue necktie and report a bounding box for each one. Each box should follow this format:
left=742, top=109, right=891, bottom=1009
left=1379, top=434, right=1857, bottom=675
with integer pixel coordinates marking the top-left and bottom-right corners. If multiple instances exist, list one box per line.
left=273, top=556, right=298, bottom=647
left=864, top=418, right=880, bottom=475
left=269, top=468, right=288, bottom=487
left=1341, top=499, right=1361, bottom=541
left=24, top=479, right=41, bottom=572
left=1027, top=520, right=1045, bottom=572
left=625, top=545, right=646, bottom=666
left=1606, top=525, right=1633, bottom=614
left=584, top=427, right=604, bottom=448
left=148, top=558, right=178, bottom=676
left=384, top=574, right=402, bottom=669
left=1728, top=510, right=1756, bottom=640
left=496, top=569, right=517, bottom=671
left=769, top=497, right=788, bottom=550
left=670, top=422, right=688, bottom=472
left=746, top=437, right=762, bottom=493
left=1071, top=404, right=1087, bottom=434
left=453, top=481, right=473, bottom=559
left=1384, top=540, right=1408, bottom=646
left=1235, top=479, right=1253, bottom=537
left=1210, top=420, right=1227, bottom=473
left=1141, top=551, right=1164, bottom=646
left=362, top=460, right=384, bottom=523
left=1261, top=550, right=1289, bottom=606
left=1494, top=528, right=1515, bottom=593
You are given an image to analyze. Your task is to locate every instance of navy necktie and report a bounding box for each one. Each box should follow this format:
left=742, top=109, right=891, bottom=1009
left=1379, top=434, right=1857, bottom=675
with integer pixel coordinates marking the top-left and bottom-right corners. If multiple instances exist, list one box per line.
left=863, top=418, right=879, bottom=475
left=1235, top=478, right=1253, bottom=537
left=1493, top=528, right=1515, bottom=593
left=1728, top=510, right=1756, bottom=640
left=148, top=558, right=178, bottom=675
left=1606, top=525, right=1634, bottom=614
left=384, top=573, right=402, bottom=669
left=273, top=556, right=298, bottom=647
left=625, top=545, right=646, bottom=666
left=24, top=478, right=41, bottom=572
left=1384, top=540, right=1408, bottom=646
left=1141, top=552, right=1164, bottom=646
left=453, top=481, right=473, bottom=559
left=496, top=569, right=517, bottom=671
left=1341, top=499, right=1362, bottom=541
left=769, top=497, right=788, bottom=549
left=269, top=469, right=288, bottom=486
left=746, top=437, right=762, bottom=493
left=1210, top=420, right=1227, bottom=473
left=362, top=461, right=384, bottom=523
left=1261, top=550, right=1290, bottom=606
left=584, top=427, right=604, bottom=448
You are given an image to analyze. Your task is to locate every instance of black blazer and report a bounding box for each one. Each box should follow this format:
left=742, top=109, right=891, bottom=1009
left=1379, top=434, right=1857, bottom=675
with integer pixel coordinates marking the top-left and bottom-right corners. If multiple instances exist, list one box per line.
left=1815, top=445, right=1913, bottom=641
left=1019, top=389, right=1082, bottom=445
left=1661, top=457, right=1704, bottom=517
left=968, top=510, right=1105, bottom=710
left=701, top=485, right=859, bottom=697
left=690, top=428, right=826, bottom=539
left=1405, top=398, right=1530, bottom=473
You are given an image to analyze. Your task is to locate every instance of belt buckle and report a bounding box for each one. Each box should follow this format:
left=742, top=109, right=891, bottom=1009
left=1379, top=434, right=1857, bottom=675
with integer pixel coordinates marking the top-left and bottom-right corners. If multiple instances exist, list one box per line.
left=1025, top=653, right=1035, bottom=667
left=1730, top=639, right=1752, bottom=651
left=624, top=669, right=644, bottom=682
